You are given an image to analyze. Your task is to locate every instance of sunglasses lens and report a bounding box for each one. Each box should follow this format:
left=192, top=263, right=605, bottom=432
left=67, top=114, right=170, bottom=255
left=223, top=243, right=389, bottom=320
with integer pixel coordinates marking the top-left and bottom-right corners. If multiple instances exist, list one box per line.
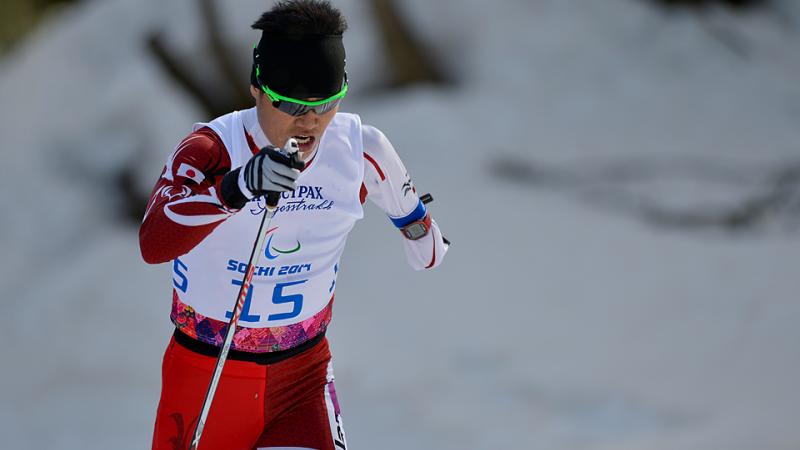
left=277, top=101, right=311, bottom=116
left=313, top=98, right=342, bottom=115
left=277, top=97, right=342, bottom=116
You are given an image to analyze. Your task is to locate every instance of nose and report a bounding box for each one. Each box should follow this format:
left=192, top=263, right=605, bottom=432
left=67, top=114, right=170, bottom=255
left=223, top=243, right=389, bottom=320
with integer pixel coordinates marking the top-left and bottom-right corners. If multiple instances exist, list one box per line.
left=295, top=110, right=319, bottom=128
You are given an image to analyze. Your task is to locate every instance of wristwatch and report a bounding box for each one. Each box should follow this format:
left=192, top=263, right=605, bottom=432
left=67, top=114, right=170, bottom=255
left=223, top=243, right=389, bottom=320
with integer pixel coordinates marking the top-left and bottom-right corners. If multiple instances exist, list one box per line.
left=401, top=214, right=432, bottom=240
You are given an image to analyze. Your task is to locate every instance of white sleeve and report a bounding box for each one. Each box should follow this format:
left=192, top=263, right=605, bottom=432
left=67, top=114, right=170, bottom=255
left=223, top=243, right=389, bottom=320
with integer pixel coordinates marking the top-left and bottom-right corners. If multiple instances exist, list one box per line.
left=362, top=124, right=449, bottom=270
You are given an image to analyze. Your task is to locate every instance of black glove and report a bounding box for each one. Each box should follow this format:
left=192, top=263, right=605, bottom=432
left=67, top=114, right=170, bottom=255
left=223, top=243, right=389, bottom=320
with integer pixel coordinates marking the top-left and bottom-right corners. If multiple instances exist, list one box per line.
left=220, top=141, right=306, bottom=209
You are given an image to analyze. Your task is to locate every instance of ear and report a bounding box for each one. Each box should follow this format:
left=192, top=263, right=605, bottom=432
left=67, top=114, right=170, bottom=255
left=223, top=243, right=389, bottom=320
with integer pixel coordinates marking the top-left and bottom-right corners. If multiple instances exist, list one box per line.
left=250, top=85, right=261, bottom=102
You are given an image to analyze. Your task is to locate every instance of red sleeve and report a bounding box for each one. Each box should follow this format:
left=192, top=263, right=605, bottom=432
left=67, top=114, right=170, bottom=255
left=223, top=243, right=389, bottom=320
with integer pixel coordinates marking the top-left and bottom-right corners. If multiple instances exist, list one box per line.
left=139, top=127, right=237, bottom=264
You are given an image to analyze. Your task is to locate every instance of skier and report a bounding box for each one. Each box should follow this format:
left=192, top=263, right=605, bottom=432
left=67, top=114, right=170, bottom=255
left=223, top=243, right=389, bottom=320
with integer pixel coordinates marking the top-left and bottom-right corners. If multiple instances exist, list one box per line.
left=139, top=1, right=449, bottom=449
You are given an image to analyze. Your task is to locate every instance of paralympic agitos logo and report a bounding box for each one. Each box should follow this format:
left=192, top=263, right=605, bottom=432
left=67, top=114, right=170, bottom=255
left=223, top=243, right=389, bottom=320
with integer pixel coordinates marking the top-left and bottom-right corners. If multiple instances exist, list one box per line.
left=263, top=226, right=301, bottom=260
left=226, top=226, right=311, bottom=276
left=249, top=184, right=334, bottom=216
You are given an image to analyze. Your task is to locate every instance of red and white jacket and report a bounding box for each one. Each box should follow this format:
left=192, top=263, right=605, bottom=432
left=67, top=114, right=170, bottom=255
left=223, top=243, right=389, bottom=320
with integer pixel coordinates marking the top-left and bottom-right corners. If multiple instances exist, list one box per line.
left=140, top=109, right=448, bottom=269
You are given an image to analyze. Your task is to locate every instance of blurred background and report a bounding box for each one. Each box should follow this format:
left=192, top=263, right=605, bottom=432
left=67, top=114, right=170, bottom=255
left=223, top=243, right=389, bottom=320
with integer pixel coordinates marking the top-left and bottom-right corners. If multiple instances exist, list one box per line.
left=1, top=0, right=799, bottom=448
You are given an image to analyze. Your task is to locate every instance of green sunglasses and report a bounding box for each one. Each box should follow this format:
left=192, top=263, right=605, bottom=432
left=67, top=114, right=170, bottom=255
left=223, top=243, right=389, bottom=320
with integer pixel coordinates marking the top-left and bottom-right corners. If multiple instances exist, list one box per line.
left=255, top=65, right=348, bottom=116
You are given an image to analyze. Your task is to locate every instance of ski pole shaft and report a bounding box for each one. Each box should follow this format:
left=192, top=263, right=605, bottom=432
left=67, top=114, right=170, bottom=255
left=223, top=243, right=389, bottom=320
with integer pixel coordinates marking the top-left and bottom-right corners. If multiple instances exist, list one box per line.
left=188, top=205, right=275, bottom=450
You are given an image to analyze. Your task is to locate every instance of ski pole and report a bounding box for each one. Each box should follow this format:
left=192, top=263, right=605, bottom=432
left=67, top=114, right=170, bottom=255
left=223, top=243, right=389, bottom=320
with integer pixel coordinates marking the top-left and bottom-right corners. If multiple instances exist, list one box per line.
left=189, top=139, right=304, bottom=450
left=419, top=193, right=451, bottom=246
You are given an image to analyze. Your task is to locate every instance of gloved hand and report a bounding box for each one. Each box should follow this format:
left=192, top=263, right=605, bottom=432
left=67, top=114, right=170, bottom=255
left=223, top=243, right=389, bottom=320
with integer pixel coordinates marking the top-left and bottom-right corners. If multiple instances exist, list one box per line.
left=220, top=139, right=305, bottom=209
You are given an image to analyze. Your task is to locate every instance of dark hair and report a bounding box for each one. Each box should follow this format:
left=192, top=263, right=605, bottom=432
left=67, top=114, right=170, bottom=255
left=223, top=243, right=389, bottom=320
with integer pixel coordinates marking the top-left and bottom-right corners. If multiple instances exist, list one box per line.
left=252, top=0, right=348, bottom=36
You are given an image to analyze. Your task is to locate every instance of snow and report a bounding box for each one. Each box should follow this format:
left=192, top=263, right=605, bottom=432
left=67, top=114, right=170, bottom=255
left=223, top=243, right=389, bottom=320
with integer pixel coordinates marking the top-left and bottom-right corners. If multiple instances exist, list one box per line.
left=2, top=0, right=799, bottom=448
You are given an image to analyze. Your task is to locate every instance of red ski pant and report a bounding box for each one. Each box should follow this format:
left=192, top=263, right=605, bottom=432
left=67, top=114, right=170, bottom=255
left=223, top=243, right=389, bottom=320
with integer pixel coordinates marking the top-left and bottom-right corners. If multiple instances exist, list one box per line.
left=152, top=334, right=347, bottom=450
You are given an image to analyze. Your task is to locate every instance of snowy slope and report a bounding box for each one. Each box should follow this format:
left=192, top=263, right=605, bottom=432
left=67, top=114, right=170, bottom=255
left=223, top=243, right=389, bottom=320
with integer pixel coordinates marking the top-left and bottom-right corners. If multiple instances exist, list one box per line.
left=2, top=0, right=799, bottom=449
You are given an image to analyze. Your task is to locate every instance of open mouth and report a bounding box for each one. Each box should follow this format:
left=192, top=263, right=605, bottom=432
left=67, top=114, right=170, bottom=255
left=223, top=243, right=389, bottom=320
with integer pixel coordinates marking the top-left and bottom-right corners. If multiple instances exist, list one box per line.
left=292, top=135, right=316, bottom=152
left=293, top=135, right=312, bottom=144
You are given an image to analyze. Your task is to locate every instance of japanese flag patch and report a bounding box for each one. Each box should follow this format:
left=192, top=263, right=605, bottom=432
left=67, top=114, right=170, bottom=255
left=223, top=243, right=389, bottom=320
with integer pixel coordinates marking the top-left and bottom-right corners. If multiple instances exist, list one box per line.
left=176, top=163, right=205, bottom=184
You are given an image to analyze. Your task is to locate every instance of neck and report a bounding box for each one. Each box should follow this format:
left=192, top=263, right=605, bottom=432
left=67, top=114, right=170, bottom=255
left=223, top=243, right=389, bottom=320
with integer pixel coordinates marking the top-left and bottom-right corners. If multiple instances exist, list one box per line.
left=300, top=147, right=317, bottom=162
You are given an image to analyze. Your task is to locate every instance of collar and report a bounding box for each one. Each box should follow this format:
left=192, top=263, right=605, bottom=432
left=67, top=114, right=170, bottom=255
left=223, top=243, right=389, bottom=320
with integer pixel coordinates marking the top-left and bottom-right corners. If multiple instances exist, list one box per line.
left=243, top=107, right=269, bottom=152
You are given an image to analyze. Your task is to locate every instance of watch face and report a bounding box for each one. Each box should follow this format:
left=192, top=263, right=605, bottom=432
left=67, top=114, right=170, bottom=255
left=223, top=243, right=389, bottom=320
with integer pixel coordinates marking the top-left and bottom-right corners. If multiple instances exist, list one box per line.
left=404, top=222, right=428, bottom=240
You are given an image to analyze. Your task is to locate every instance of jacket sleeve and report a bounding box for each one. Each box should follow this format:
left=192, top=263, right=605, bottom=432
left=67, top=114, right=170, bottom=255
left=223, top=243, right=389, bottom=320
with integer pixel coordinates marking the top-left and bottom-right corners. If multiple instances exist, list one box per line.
left=361, top=124, right=449, bottom=270
left=139, top=127, right=240, bottom=264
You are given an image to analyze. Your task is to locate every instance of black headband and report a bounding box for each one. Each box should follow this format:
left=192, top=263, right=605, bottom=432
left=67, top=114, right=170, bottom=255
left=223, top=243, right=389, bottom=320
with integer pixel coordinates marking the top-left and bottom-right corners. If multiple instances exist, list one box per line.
left=251, top=33, right=346, bottom=99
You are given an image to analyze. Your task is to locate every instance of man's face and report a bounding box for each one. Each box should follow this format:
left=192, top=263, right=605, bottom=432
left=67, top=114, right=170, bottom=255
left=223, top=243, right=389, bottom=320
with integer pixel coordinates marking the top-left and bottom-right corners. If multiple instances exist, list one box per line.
left=250, top=85, right=338, bottom=158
